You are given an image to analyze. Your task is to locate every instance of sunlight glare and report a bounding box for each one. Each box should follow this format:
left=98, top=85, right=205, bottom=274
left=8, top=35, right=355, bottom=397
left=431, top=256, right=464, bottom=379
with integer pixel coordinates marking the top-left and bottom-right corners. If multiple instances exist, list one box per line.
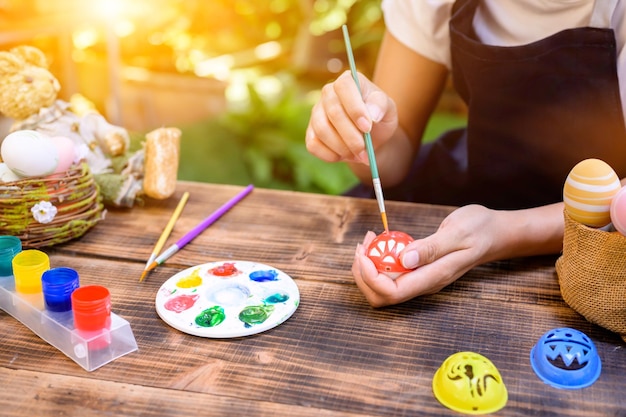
left=327, top=58, right=343, bottom=73
left=254, top=76, right=283, bottom=100
left=113, top=21, right=135, bottom=38
left=72, top=28, right=100, bottom=50
left=254, top=42, right=282, bottom=61
left=225, top=71, right=255, bottom=109
left=93, top=0, right=125, bottom=20
left=265, top=22, right=282, bottom=39
left=149, top=32, right=165, bottom=45
left=195, top=55, right=235, bottom=80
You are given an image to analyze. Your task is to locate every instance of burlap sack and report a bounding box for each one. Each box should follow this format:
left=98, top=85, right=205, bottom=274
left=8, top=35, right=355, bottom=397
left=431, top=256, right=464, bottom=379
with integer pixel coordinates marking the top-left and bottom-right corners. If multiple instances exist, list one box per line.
left=556, top=211, right=626, bottom=342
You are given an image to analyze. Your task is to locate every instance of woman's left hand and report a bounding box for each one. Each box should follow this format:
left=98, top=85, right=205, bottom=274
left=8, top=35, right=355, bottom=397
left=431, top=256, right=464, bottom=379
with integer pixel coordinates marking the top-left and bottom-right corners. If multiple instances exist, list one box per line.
left=352, top=205, right=510, bottom=307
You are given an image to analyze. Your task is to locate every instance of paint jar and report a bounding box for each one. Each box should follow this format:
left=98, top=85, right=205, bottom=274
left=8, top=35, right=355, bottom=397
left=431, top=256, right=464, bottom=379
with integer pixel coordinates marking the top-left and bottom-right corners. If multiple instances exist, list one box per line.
left=12, top=249, right=49, bottom=294
left=0, top=236, right=21, bottom=277
left=71, top=285, right=111, bottom=332
left=41, top=267, right=80, bottom=312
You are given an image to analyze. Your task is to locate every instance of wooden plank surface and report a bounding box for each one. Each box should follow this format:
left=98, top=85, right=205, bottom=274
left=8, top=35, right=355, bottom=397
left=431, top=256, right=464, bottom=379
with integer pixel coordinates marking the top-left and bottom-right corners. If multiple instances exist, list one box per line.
left=0, top=182, right=624, bottom=416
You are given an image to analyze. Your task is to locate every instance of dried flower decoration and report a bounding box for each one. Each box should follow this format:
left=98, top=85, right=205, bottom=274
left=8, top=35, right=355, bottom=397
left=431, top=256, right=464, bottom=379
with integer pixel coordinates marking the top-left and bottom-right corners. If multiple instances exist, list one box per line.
left=31, top=201, right=58, bottom=224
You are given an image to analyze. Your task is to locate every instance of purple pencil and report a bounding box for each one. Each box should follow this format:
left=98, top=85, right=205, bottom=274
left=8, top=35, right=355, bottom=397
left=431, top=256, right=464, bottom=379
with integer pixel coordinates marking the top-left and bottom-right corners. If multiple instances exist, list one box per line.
left=140, top=184, right=254, bottom=281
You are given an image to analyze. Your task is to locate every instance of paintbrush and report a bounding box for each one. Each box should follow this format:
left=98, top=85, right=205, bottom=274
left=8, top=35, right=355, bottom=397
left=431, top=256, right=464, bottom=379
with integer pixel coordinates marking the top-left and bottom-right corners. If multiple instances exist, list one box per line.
left=341, top=24, right=389, bottom=233
left=140, top=184, right=254, bottom=282
left=144, top=191, right=189, bottom=271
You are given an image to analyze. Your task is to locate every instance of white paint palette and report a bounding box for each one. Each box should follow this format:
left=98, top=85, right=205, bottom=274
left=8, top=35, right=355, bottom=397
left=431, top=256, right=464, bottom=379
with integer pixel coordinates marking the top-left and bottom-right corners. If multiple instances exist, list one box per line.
left=155, top=260, right=299, bottom=338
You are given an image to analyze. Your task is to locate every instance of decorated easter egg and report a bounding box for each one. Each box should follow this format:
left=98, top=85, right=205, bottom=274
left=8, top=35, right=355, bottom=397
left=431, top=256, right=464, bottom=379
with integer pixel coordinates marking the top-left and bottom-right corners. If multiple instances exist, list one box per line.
left=366, top=230, right=414, bottom=279
left=563, top=158, right=621, bottom=227
left=1, top=130, right=59, bottom=178
left=50, top=136, right=76, bottom=173
left=610, top=185, right=626, bottom=235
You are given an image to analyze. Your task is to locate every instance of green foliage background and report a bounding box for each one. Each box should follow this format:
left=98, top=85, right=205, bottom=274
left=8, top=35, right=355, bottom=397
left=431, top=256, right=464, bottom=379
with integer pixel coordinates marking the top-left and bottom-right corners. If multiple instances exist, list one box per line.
left=140, top=0, right=467, bottom=195
left=176, top=84, right=466, bottom=195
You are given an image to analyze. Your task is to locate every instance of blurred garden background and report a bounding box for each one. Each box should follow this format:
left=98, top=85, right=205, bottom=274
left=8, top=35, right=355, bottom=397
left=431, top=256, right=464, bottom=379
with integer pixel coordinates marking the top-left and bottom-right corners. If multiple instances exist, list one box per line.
left=0, top=0, right=467, bottom=195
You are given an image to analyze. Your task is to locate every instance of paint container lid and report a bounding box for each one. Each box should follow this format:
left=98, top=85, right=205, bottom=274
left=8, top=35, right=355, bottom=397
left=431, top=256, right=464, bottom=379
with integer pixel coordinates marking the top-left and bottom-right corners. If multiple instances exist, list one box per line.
left=42, top=267, right=80, bottom=312
left=432, top=351, right=508, bottom=415
left=72, top=285, right=111, bottom=314
left=12, top=249, right=49, bottom=294
left=530, top=327, right=601, bottom=389
left=0, top=236, right=21, bottom=277
left=71, top=285, right=112, bottom=332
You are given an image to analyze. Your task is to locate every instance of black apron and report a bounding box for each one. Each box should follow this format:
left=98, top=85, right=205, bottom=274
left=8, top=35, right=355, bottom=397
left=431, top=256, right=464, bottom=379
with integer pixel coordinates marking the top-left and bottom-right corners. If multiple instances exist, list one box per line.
left=349, top=0, right=626, bottom=209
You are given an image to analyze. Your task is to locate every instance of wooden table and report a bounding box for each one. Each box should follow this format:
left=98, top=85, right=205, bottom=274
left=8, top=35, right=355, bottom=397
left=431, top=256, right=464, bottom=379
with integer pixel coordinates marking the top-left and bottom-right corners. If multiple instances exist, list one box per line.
left=0, top=182, right=624, bottom=416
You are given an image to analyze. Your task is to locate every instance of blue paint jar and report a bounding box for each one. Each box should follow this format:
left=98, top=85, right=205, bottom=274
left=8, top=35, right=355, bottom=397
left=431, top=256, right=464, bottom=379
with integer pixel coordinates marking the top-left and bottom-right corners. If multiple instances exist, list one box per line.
left=0, top=236, right=21, bottom=277
left=41, top=267, right=80, bottom=312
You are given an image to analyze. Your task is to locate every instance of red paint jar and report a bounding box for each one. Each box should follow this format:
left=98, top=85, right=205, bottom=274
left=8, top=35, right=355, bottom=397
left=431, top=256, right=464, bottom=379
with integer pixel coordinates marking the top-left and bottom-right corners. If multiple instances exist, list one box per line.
left=71, top=285, right=111, bottom=331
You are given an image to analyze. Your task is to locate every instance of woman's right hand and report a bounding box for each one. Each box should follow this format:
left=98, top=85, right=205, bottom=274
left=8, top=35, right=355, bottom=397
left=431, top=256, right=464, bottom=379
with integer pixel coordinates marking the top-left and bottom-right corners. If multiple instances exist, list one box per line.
left=305, top=70, right=398, bottom=165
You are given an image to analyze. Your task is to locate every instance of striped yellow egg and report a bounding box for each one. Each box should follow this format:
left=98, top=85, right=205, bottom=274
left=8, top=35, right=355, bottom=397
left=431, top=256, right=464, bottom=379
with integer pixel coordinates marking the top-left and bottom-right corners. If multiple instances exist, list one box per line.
left=563, top=158, right=621, bottom=227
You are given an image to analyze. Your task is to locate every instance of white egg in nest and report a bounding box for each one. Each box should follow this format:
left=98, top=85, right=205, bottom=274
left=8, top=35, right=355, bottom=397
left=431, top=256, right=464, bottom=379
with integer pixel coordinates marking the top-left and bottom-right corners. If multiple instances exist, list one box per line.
left=1, top=130, right=59, bottom=178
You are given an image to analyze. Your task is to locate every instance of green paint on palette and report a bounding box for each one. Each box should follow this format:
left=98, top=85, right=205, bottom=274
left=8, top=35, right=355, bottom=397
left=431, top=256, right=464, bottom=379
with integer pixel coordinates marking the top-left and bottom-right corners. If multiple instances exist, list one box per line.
left=239, top=305, right=274, bottom=327
left=195, top=306, right=226, bottom=327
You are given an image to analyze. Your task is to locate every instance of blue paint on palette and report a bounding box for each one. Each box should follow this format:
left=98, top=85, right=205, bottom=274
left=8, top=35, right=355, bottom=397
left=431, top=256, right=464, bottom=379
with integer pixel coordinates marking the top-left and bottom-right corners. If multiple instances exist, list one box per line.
left=249, top=269, right=279, bottom=282
left=264, top=293, right=289, bottom=304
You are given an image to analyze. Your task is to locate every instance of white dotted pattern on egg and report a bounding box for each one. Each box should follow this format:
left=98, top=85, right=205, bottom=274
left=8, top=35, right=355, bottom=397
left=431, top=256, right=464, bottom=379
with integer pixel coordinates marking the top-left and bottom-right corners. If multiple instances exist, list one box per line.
left=368, top=239, right=407, bottom=265
left=563, top=158, right=621, bottom=227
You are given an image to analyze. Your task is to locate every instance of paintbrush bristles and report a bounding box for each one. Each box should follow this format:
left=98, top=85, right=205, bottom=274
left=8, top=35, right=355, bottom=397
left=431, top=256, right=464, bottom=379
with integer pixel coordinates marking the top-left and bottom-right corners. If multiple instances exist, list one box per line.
left=381, top=211, right=389, bottom=234
left=139, top=261, right=157, bottom=282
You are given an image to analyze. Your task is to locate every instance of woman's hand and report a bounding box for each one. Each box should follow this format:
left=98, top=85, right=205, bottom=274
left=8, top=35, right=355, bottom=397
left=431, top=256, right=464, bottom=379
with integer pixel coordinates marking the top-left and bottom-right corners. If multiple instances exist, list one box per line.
left=305, top=30, right=450, bottom=186
left=305, top=70, right=398, bottom=165
left=352, top=204, right=564, bottom=307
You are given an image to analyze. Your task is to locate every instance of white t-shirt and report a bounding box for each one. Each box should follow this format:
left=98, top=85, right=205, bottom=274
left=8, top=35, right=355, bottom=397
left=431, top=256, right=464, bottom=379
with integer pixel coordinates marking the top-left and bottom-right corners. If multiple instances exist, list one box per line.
left=382, top=0, right=626, bottom=122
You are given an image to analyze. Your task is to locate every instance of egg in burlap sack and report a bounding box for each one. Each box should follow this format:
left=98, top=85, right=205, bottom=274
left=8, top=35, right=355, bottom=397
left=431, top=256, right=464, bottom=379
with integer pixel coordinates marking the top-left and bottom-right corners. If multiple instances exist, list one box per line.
left=556, top=211, right=626, bottom=342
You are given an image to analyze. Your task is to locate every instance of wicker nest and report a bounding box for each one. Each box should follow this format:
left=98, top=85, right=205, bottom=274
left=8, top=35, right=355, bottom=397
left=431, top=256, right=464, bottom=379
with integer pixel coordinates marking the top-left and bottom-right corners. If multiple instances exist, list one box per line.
left=0, top=163, right=104, bottom=248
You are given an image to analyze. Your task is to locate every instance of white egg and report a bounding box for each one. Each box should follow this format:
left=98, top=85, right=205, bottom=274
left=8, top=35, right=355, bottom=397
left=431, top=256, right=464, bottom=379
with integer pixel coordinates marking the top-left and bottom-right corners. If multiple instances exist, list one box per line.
left=1, top=130, right=59, bottom=178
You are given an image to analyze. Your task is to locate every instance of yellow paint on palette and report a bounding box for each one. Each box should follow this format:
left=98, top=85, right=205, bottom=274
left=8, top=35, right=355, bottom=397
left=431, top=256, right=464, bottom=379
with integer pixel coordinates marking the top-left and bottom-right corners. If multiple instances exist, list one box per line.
left=176, top=268, right=203, bottom=288
left=563, top=158, right=621, bottom=227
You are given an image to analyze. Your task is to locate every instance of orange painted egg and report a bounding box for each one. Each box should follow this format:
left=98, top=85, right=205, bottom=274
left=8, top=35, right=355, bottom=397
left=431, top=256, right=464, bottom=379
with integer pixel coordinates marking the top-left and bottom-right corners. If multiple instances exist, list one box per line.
left=563, top=158, right=621, bottom=227
left=366, top=231, right=414, bottom=279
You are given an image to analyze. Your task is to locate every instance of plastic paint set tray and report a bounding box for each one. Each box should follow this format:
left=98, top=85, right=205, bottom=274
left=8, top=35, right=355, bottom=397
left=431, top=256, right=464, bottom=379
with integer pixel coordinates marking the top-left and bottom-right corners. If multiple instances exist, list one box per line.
left=0, top=275, right=138, bottom=372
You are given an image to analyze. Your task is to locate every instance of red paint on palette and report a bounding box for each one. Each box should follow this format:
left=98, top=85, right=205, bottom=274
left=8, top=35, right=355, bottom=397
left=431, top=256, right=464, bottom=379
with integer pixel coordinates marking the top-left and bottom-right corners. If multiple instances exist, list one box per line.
left=164, top=294, right=199, bottom=313
left=209, top=262, right=239, bottom=276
